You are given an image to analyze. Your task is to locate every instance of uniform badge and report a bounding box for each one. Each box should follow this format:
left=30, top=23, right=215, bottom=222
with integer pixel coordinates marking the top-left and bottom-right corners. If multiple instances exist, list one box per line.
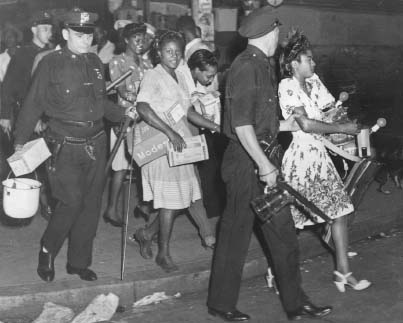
left=94, top=68, right=103, bottom=80
left=80, top=12, right=90, bottom=24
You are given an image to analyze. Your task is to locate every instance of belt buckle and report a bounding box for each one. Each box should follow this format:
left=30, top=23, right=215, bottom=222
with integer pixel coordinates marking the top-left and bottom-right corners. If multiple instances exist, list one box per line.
left=88, top=120, right=94, bottom=127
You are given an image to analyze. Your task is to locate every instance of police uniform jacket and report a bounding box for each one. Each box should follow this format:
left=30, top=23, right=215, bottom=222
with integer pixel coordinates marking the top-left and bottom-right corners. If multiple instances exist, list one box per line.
left=14, top=47, right=124, bottom=145
left=223, top=45, right=279, bottom=143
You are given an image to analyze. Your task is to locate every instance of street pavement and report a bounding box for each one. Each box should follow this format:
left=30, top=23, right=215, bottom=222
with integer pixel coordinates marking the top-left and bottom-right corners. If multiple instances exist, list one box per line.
left=4, top=228, right=403, bottom=323
left=0, top=180, right=402, bottom=322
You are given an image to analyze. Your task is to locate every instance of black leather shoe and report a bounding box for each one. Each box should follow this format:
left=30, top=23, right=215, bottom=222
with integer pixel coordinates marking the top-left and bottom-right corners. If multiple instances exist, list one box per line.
left=287, top=302, right=332, bottom=321
left=208, top=307, right=250, bottom=322
left=103, top=214, right=124, bottom=227
left=37, top=249, right=55, bottom=282
left=66, top=264, right=97, bottom=281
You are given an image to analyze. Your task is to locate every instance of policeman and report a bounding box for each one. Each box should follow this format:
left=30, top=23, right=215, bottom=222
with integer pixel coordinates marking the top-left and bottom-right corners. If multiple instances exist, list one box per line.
left=0, top=10, right=52, bottom=133
left=14, top=8, right=130, bottom=282
left=207, top=6, right=333, bottom=321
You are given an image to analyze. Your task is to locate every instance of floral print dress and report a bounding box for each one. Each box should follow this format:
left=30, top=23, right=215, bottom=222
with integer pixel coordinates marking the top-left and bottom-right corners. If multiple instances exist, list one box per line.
left=278, top=74, right=354, bottom=229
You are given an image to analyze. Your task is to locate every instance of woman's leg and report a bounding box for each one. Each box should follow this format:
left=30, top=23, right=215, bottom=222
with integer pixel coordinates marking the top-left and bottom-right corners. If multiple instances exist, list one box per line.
left=104, top=170, right=126, bottom=223
left=331, top=215, right=358, bottom=284
left=156, top=208, right=180, bottom=272
left=188, top=199, right=215, bottom=248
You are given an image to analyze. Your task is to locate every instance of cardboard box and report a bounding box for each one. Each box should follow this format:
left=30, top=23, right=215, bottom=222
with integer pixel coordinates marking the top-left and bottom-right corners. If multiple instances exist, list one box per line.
left=128, top=103, right=192, bottom=166
left=7, top=138, right=51, bottom=177
left=167, top=134, right=209, bottom=167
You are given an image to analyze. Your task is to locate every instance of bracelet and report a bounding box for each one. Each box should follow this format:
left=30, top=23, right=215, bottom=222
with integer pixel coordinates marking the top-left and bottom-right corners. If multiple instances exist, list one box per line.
left=259, top=169, right=277, bottom=177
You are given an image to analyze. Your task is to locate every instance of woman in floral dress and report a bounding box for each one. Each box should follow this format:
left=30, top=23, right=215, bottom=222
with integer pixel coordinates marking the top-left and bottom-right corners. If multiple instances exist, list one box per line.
left=278, top=31, right=371, bottom=292
left=104, top=23, right=153, bottom=227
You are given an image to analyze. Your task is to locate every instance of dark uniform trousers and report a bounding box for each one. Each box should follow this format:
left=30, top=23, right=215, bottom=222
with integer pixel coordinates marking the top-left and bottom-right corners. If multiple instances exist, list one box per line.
left=42, top=129, right=107, bottom=269
left=207, top=141, right=308, bottom=313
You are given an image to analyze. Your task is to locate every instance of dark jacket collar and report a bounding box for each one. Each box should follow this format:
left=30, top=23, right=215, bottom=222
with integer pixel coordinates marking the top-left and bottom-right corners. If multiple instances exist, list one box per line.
left=245, top=44, right=269, bottom=62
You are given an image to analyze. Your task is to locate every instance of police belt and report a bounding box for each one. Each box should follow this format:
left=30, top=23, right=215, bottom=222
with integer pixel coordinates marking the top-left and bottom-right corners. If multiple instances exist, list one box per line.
left=46, top=129, right=105, bottom=145
left=52, top=118, right=103, bottom=128
left=63, top=130, right=105, bottom=145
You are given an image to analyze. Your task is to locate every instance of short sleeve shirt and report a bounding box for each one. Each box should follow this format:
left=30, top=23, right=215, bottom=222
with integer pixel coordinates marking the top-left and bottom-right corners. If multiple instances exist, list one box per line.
left=223, top=45, right=279, bottom=142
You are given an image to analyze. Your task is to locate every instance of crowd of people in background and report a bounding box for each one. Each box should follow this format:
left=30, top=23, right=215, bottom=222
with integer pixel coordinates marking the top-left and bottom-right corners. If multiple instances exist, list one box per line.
left=0, top=4, right=374, bottom=321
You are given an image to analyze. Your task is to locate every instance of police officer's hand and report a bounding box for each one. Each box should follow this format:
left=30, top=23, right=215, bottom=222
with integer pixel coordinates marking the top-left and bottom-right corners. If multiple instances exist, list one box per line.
left=0, top=119, right=11, bottom=134
left=167, top=129, right=186, bottom=152
left=34, top=120, right=47, bottom=134
left=259, top=168, right=279, bottom=188
left=14, top=144, right=23, bottom=152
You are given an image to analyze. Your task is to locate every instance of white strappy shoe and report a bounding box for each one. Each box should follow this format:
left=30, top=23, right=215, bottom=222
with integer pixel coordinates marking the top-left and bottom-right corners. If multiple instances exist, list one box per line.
left=333, top=271, right=372, bottom=292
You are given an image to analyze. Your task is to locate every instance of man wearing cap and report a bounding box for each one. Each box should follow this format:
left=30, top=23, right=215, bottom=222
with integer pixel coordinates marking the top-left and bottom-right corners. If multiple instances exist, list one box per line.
left=0, top=10, right=52, bottom=134
left=207, top=6, right=333, bottom=321
left=13, top=8, right=131, bottom=282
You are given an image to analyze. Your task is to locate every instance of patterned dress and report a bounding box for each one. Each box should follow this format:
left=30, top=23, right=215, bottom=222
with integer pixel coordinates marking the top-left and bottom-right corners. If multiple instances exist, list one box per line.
left=136, top=64, right=202, bottom=209
left=109, top=53, right=152, bottom=171
left=278, top=74, right=354, bottom=229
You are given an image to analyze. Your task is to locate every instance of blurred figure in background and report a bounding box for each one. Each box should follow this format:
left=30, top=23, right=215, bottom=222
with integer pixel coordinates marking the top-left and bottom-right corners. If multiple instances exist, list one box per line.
left=0, top=11, right=53, bottom=223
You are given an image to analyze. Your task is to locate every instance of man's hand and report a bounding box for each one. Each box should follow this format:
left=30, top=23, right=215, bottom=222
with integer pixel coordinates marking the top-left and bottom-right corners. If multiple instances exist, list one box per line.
left=0, top=119, right=12, bottom=134
left=14, top=144, right=23, bottom=152
left=34, top=120, right=47, bottom=134
left=259, top=168, right=279, bottom=188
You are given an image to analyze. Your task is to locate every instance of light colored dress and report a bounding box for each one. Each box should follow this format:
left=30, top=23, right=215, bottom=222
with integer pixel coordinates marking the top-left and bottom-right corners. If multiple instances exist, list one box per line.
left=278, top=73, right=354, bottom=229
left=136, top=64, right=202, bottom=209
left=109, top=53, right=152, bottom=171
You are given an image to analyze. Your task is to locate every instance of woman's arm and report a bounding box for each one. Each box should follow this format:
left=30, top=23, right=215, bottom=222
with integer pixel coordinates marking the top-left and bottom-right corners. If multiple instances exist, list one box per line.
left=137, top=102, right=186, bottom=151
left=187, top=106, right=220, bottom=133
left=293, top=106, right=359, bottom=135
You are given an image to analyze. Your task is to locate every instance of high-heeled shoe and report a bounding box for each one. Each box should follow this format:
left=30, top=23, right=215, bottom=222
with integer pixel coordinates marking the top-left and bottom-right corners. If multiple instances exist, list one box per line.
left=333, top=271, right=371, bottom=292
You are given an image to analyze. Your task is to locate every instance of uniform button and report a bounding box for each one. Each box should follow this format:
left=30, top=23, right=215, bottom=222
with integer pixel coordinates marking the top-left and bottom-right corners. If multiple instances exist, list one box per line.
left=253, top=54, right=256, bottom=57
left=66, top=89, right=70, bottom=93
left=72, top=54, right=76, bottom=58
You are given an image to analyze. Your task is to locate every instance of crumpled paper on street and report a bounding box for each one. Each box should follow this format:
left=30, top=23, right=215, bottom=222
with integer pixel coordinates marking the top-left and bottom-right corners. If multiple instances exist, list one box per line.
left=32, top=302, right=74, bottom=323
left=71, top=293, right=119, bottom=323
left=133, top=292, right=181, bottom=307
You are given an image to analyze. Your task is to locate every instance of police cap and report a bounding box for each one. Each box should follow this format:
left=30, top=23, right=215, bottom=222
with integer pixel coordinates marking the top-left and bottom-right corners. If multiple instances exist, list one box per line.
left=238, top=5, right=281, bottom=39
left=30, top=10, right=52, bottom=27
left=63, top=7, right=98, bottom=34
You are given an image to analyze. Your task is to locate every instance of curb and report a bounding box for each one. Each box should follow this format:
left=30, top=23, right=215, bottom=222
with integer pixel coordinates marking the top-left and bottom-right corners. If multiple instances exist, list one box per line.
left=0, top=203, right=401, bottom=317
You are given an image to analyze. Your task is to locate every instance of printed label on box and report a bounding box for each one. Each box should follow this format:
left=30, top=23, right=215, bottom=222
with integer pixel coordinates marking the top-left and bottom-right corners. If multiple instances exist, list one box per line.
left=130, top=118, right=192, bottom=166
left=167, top=134, right=209, bottom=167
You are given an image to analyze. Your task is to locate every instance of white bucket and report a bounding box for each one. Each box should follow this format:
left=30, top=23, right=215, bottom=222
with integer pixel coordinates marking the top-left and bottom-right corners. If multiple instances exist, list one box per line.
left=2, top=177, right=42, bottom=218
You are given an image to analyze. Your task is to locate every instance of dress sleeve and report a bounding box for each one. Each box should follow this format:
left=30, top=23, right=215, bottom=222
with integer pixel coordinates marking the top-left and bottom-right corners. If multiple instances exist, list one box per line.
left=313, top=74, right=335, bottom=110
left=278, top=78, right=303, bottom=118
left=137, top=69, right=158, bottom=106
